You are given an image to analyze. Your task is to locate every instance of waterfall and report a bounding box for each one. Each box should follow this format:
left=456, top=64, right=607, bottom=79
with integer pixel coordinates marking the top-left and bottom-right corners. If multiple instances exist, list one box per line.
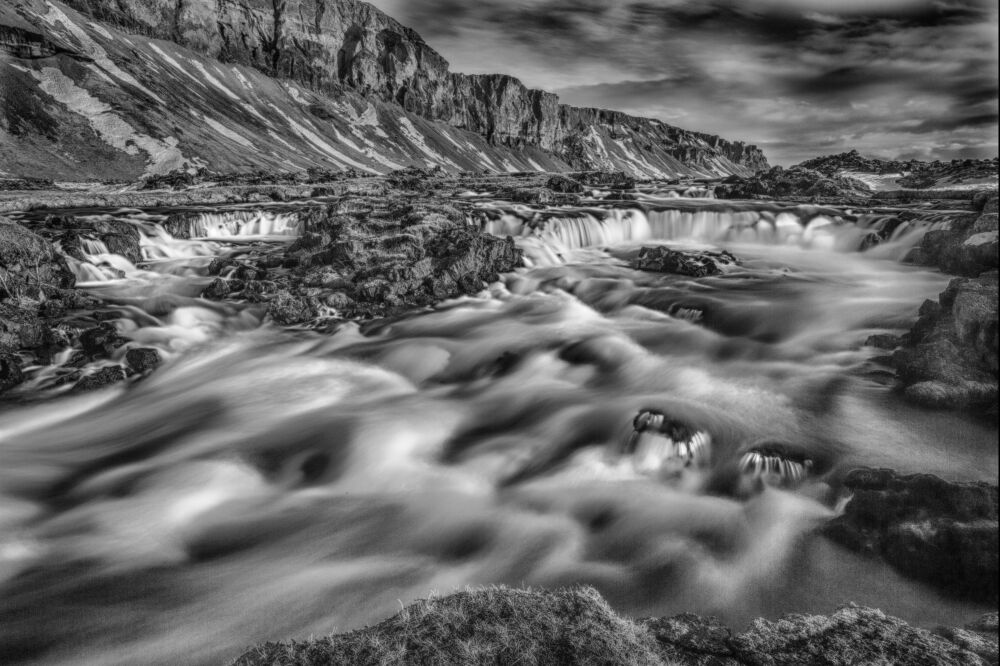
left=177, top=210, right=303, bottom=239
left=479, top=204, right=948, bottom=266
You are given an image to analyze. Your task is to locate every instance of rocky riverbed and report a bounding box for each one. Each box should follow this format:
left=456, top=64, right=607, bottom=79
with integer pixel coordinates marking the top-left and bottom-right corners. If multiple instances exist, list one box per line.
left=0, top=172, right=997, bottom=665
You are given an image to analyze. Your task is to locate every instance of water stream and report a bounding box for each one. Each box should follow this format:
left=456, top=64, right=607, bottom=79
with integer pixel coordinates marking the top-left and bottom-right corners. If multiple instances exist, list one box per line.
left=0, top=199, right=995, bottom=665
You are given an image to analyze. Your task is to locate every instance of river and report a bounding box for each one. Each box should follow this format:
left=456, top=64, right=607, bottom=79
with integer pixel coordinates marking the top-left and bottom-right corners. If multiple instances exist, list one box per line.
left=1, top=192, right=996, bottom=664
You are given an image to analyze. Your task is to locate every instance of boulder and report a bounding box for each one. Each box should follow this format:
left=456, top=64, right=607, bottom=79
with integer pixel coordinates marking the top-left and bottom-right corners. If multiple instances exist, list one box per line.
left=0, top=217, right=75, bottom=299
left=892, top=273, right=998, bottom=411
left=633, top=246, right=739, bottom=277
left=824, top=468, right=998, bottom=603
left=0, top=353, right=24, bottom=393
left=125, top=347, right=162, bottom=374
left=78, top=323, right=129, bottom=359
left=73, top=365, right=127, bottom=392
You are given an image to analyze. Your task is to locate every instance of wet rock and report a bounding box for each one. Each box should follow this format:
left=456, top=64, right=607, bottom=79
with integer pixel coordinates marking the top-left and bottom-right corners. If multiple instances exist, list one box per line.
left=125, top=347, right=161, bottom=374
left=865, top=333, right=901, bottom=349
left=0, top=217, right=75, bottom=299
left=824, top=468, right=998, bottom=603
left=570, top=171, right=637, bottom=190
left=0, top=299, right=45, bottom=351
left=266, top=291, right=316, bottom=325
left=496, top=186, right=579, bottom=206
left=546, top=174, right=585, bottom=193
left=239, top=200, right=522, bottom=320
left=634, top=246, right=739, bottom=277
left=892, top=273, right=998, bottom=411
left=0, top=353, right=24, bottom=393
left=73, top=365, right=127, bottom=392
left=201, top=277, right=231, bottom=300
left=162, top=212, right=193, bottom=239
left=905, top=212, right=998, bottom=277
left=78, top=323, right=129, bottom=359
left=56, top=216, right=143, bottom=266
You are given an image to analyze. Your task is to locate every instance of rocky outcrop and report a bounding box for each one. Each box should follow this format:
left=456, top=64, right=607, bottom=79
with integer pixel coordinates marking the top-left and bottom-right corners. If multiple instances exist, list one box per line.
left=633, top=246, right=739, bottom=277
left=824, top=468, right=998, bottom=603
left=0, top=0, right=770, bottom=180
left=890, top=273, right=998, bottom=411
left=796, top=149, right=914, bottom=176
left=714, top=166, right=871, bottom=202
left=231, top=586, right=998, bottom=665
left=904, top=197, right=998, bottom=277
left=201, top=196, right=522, bottom=321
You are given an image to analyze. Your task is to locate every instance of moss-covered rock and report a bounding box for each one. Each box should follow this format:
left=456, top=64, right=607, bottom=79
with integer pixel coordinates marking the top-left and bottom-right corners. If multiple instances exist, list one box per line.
left=231, top=586, right=997, bottom=665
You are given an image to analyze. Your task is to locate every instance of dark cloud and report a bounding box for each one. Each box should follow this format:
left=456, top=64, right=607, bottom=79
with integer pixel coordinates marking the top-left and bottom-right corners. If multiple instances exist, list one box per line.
left=369, top=0, right=998, bottom=164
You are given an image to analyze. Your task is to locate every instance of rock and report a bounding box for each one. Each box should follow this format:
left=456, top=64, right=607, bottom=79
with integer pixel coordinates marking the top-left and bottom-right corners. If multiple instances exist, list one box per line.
left=73, top=365, right=127, bottom=392
left=731, top=605, right=986, bottom=665
left=56, top=216, right=143, bottom=266
left=892, top=273, right=998, bottom=411
left=796, top=149, right=913, bottom=176
left=0, top=299, right=45, bottom=351
left=0, top=217, right=75, bottom=299
left=201, top=277, right=231, bottom=299
left=570, top=171, right=637, bottom=190
left=125, top=347, right=162, bottom=374
left=496, top=186, right=579, bottom=205
left=266, top=291, right=316, bottom=325
left=78, top=323, right=129, bottom=359
left=642, top=614, right=741, bottom=665
left=972, top=213, right=998, bottom=233
left=634, top=246, right=739, bottom=277
left=0, top=353, right=24, bottom=393
left=824, top=468, right=998, bottom=603
left=714, top=166, right=871, bottom=201
left=546, top=174, right=585, bottom=193
left=231, top=586, right=998, bottom=666
left=865, top=333, right=901, bottom=349
left=907, top=215, right=998, bottom=277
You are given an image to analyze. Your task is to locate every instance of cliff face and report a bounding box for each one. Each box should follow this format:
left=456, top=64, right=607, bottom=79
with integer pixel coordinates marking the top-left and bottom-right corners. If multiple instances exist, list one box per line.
left=2, top=0, right=768, bottom=179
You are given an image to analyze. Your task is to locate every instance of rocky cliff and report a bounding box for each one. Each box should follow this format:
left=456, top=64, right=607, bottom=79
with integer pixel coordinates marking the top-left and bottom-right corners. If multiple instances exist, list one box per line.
left=1, top=0, right=768, bottom=180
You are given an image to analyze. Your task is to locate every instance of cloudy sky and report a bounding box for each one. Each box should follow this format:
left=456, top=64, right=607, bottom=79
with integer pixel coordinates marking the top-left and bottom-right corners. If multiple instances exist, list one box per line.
left=368, top=0, right=998, bottom=165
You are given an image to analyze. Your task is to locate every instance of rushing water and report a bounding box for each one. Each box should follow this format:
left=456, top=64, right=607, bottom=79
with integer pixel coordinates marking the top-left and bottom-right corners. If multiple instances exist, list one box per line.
left=0, top=199, right=996, bottom=665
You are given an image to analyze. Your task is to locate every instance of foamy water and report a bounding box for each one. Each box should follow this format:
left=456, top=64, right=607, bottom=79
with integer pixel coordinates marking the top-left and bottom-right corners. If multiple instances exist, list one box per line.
left=0, top=200, right=995, bottom=665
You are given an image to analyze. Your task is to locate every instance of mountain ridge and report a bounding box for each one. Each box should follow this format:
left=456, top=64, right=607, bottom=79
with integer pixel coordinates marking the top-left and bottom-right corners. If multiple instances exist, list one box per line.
left=1, top=0, right=769, bottom=180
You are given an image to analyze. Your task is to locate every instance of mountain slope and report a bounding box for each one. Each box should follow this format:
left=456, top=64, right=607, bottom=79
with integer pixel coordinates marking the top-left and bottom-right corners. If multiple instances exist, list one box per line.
left=1, top=0, right=769, bottom=180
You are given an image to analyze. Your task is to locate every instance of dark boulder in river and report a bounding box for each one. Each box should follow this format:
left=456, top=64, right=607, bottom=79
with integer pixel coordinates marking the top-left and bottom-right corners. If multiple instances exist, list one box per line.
left=633, top=246, right=740, bottom=277
left=231, top=586, right=997, bottom=665
left=824, top=468, right=999, bottom=603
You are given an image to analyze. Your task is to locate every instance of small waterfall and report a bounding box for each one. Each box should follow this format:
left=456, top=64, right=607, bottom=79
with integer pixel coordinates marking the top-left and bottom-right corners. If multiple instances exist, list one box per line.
left=179, top=210, right=303, bottom=239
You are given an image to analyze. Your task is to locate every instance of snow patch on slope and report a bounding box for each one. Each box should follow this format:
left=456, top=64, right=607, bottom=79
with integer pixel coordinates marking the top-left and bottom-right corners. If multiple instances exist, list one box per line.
left=30, top=66, right=186, bottom=174
left=39, top=2, right=166, bottom=105
left=201, top=115, right=255, bottom=148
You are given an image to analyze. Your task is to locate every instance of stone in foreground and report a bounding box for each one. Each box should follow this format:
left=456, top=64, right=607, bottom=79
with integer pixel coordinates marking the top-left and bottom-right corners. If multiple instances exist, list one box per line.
left=231, top=586, right=996, bottom=665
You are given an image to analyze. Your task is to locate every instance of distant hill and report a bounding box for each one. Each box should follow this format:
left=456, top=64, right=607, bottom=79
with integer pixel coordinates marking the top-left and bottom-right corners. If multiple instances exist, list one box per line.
left=795, top=150, right=998, bottom=190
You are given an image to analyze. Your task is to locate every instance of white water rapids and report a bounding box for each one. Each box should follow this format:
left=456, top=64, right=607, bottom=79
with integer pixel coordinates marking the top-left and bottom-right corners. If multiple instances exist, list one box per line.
left=0, top=201, right=995, bottom=665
